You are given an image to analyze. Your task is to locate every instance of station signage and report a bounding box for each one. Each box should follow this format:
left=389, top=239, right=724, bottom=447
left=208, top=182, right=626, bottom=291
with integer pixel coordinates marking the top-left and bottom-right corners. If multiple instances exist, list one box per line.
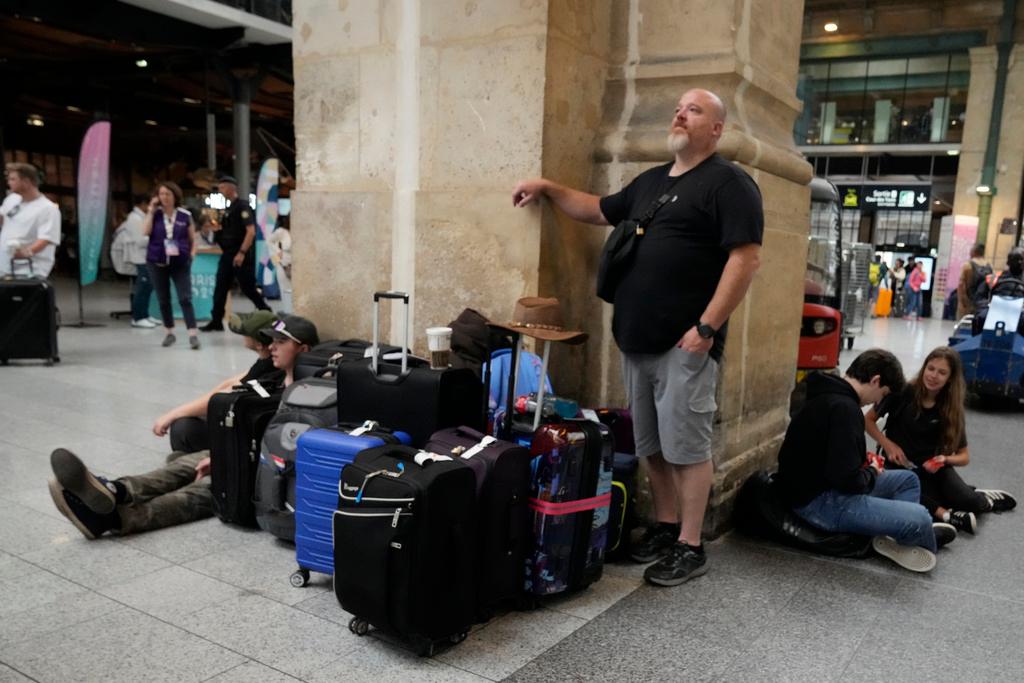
left=836, top=184, right=931, bottom=213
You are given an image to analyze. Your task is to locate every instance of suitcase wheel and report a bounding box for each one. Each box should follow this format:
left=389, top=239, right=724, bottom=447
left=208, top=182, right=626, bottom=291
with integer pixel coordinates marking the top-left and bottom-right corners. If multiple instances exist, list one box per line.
left=289, top=568, right=310, bottom=588
left=349, top=618, right=370, bottom=637
left=449, top=632, right=467, bottom=645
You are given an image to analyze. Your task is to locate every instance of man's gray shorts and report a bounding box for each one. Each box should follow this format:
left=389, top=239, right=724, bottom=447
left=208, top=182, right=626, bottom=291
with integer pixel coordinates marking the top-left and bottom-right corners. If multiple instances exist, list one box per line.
left=621, top=345, right=718, bottom=465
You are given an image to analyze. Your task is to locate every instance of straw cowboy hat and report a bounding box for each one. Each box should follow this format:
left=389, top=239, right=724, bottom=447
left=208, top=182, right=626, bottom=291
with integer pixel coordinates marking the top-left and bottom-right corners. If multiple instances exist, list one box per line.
left=489, top=297, right=588, bottom=345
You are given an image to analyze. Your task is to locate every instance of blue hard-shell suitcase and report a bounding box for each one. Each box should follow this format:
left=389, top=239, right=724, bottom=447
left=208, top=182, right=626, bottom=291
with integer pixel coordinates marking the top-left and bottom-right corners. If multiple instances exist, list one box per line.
left=289, top=422, right=411, bottom=587
left=526, top=419, right=614, bottom=596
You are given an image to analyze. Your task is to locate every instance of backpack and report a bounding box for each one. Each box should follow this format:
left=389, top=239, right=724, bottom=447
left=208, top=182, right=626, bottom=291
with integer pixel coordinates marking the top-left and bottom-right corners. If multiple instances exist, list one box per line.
left=254, top=376, right=338, bottom=540
left=969, top=261, right=993, bottom=306
left=868, top=262, right=881, bottom=286
left=110, top=227, right=137, bottom=276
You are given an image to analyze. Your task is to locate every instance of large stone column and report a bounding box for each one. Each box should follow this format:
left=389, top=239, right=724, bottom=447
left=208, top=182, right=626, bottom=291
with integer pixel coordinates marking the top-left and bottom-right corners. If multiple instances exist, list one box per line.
left=953, top=45, right=1024, bottom=266
left=291, top=0, right=811, bottom=536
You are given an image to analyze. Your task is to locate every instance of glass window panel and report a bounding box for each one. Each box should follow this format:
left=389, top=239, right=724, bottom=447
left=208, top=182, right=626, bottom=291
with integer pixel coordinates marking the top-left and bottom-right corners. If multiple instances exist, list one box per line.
left=828, top=60, right=869, bottom=79
left=866, top=58, right=908, bottom=77
left=907, top=55, right=951, bottom=75
left=949, top=54, right=970, bottom=72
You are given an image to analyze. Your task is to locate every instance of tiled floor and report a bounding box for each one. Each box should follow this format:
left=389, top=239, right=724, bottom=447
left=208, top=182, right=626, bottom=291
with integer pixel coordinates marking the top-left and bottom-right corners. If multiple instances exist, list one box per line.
left=1, top=280, right=1021, bottom=681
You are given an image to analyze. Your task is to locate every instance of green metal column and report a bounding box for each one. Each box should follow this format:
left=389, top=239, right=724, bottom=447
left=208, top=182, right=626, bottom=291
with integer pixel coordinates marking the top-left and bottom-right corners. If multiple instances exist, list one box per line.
left=977, top=0, right=1017, bottom=244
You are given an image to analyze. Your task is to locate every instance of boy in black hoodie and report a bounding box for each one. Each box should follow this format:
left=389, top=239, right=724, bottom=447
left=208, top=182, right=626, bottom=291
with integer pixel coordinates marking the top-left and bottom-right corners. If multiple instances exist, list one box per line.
left=777, top=349, right=954, bottom=572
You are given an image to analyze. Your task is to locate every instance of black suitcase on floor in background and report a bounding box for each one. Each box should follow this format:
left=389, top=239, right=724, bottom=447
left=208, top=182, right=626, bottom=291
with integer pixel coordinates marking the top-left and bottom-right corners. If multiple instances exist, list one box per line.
left=336, top=291, right=485, bottom=446
left=208, top=378, right=284, bottom=527
left=0, top=265, right=59, bottom=365
left=293, top=338, right=406, bottom=381
left=334, top=444, right=478, bottom=656
left=425, top=425, right=532, bottom=618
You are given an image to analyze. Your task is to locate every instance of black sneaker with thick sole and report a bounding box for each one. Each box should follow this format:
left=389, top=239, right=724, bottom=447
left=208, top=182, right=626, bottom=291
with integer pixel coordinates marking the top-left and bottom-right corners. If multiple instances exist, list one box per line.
left=50, top=448, right=116, bottom=514
left=978, top=489, right=1017, bottom=512
left=47, top=481, right=118, bottom=540
left=932, top=522, right=957, bottom=547
left=629, top=524, right=679, bottom=563
left=948, top=510, right=977, bottom=534
left=199, top=321, right=224, bottom=332
left=644, top=542, right=708, bottom=587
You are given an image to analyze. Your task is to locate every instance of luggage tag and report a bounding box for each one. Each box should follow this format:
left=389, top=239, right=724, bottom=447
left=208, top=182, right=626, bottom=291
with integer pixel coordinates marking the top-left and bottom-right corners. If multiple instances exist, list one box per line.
left=413, top=450, right=453, bottom=466
left=347, top=420, right=379, bottom=436
left=247, top=380, right=271, bottom=398
left=460, top=436, right=497, bottom=459
left=581, top=408, right=601, bottom=423
left=164, top=239, right=180, bottom=257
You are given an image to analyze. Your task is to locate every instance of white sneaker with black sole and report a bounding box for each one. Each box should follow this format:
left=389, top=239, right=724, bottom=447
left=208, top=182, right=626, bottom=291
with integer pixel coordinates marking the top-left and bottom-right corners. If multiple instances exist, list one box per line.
left=130, top=318, right=157, bottom=329
left=871, top=536, right=937, bottom=572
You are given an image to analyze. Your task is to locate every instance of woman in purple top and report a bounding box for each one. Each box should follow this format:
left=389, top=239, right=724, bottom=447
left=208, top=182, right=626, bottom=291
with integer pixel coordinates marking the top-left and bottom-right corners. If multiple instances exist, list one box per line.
left=142, top=181, right=200, bottom=349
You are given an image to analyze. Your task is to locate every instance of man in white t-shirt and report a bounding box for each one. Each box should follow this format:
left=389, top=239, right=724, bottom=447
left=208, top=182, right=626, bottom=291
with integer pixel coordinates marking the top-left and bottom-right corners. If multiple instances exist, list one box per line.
left=0, top=162, right=62, bottom=278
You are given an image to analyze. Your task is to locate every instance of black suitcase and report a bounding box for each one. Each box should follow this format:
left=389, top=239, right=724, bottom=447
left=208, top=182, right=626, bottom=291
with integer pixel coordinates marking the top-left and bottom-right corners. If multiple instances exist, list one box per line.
left=425, top=425, right=532, bottom=618
left=293, top=338, right=407, bottom=381
left=0, top=266, right=59, bottom=365
left=208, top=378, right=283, bottom=527
left=253, top=376, right=338, bottom=540
left=336, top=291, right=485, bottom=446
left=334, top=444, right=478, bottom=656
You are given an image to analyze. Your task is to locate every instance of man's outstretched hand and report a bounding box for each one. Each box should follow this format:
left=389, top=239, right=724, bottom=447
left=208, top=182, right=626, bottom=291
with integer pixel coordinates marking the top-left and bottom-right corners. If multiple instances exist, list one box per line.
left=512, top=179, right=547, bottom=208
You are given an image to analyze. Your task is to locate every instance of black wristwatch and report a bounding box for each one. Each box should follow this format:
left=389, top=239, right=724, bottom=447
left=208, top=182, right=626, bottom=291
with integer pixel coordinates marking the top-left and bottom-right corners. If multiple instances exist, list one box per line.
left=696, top=322, right=716, bottom=339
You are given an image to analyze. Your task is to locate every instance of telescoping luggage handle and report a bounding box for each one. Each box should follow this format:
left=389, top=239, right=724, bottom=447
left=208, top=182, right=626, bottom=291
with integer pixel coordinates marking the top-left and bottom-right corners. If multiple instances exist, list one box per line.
left=371, top=291, right=410, bottom=375
left=507, top=334, right=553, bottom=431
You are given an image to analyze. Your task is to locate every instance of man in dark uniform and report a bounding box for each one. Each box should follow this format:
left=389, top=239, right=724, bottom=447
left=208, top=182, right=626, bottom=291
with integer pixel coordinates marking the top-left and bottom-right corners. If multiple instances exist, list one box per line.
left=200, top=175, right=271, bottom=331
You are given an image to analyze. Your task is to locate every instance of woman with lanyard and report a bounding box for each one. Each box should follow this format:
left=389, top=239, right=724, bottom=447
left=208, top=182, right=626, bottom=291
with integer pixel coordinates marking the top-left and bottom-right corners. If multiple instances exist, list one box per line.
left=142, top=181, right=200, bottom=349
left=865, top=346, right=1016, bottom=534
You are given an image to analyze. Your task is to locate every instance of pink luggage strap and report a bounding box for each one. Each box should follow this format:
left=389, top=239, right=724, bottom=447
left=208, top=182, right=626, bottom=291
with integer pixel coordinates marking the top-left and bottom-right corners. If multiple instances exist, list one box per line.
left=528, top=492, right=611, bottom=516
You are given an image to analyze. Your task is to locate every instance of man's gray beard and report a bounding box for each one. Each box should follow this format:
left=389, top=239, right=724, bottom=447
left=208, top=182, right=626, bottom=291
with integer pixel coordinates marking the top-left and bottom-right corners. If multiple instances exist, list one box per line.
left=666, top=132, right=689, bottom=153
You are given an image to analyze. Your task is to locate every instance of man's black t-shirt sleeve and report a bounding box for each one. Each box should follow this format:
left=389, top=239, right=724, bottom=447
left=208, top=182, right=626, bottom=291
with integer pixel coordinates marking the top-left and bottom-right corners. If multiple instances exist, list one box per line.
left=714, top=176, right=764, bottom=249
left=599, top=165, right=655, bottom=225
left=241, top=356, right=278, bottom=384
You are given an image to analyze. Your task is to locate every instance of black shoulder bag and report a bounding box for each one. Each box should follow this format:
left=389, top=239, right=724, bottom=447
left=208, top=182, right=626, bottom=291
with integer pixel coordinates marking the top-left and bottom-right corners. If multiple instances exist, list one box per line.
left=596, top=174, right=685, bottom=304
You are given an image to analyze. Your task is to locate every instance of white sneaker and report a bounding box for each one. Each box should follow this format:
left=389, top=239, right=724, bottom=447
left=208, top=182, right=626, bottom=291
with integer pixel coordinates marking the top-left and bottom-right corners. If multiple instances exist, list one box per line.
left=147, top=317, right=162, bottom=325
left=131, top=318, right=157, bottom=329
left=871, top=536, right=936, bottom=572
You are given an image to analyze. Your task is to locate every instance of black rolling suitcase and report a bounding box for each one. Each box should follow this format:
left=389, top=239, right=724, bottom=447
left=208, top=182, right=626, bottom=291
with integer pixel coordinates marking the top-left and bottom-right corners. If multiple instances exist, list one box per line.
left=293, top=338, right=406, bottom=381
left=425, top=426, right=532, bottom=619
left=0, top=260, right=59, bottom=365
left=336, top=291, right=484, bottom=446
left=334, top=444, right=478, bottom=656
left=208, top=378, right=283, bottom=527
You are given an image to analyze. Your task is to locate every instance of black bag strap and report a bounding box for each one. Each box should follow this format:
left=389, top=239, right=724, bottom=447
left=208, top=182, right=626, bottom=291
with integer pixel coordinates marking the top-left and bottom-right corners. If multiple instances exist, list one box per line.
left=635, top=171, right=687, bottom=230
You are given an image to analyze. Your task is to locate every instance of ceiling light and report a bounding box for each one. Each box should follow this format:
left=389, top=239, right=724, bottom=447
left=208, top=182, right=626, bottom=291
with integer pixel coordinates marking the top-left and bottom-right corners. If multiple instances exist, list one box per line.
left=179, top=126, right=188, bottom=131
left=901, top=120, right=909, bottom=126
left=976, top=185, right=992, bottom=196
left=135, top=59, right=148, bottom=68
left=946, top=149, right=960, bottom=156
left=144, top=119, right=158, bottom=126
left=182, top=97, right=201, bottom=104
left=66, top=105, right=83, bottom=113
left=824, top=22, right=838, bottom=32
left=26, top=114, right=44, bottom=127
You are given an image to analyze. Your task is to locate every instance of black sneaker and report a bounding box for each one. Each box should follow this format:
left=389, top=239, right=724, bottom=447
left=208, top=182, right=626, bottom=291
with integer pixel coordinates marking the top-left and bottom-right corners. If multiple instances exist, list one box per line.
left=629, top=523, right=679, bottom=563
left=199, top=321, right=224, bottom=332
left=50, top=448, right=116, bottom=513
left=932, top=522, right=957, bottom=547
left=978, top=489, right=1017, bottom=512
left=643, top=542, right=708, bottom=587
left=948, top=510, right=977, bottom=534
left=47, top=480, right=118, bottom=539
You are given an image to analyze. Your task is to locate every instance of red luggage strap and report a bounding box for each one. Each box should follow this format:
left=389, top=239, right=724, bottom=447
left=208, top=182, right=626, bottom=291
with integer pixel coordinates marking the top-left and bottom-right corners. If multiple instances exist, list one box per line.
left=528, top=492, right=611, bottom=516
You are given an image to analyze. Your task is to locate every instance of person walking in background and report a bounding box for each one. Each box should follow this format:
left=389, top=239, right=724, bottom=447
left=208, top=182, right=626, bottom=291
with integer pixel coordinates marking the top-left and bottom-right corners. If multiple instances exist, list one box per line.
left=956, top=243, right=991, bottom=320
left=143, top=181, right=200, bottom=349
left=865, top=346, right=1016, bottom=535
left=111, top=194, right=157, bottom=328
left=200, top=175, right=271, bottom=332
left=904, top=261, right=925, bottom=320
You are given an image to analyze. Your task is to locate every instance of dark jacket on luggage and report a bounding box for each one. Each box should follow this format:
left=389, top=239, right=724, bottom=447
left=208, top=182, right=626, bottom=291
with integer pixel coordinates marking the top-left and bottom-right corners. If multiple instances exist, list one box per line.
left=776, top=372, right=876, bottom=508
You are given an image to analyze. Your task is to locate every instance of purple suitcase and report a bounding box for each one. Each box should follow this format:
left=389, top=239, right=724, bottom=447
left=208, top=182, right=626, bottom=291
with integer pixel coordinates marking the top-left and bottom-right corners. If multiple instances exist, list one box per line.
left=425, top=426, right=532, bottom=617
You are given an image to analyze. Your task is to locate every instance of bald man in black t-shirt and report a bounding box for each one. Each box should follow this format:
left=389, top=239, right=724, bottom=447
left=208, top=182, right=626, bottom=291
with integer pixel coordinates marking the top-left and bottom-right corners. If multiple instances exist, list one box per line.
left=513, top=88, right=763, bottom=587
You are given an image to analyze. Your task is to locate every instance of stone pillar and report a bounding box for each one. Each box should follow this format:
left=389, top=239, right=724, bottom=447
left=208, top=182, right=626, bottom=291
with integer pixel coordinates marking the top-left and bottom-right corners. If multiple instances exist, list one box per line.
left=291, top=0, right=811, bottom=536
left=953, top=45, right=1024, bottom=266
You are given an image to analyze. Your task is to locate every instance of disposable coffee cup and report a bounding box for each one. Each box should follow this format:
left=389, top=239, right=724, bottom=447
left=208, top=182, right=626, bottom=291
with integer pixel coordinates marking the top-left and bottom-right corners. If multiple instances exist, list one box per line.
left=426, top=326, right=452, bottom=369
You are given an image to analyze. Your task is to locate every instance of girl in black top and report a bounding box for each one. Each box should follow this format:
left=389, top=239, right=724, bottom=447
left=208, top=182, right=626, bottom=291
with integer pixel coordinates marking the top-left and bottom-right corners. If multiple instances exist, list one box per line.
left=865, top=346, right=1016, bottom=534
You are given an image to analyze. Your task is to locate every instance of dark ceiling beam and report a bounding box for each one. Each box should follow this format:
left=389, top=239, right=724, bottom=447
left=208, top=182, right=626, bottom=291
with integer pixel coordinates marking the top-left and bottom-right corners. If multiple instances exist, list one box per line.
left=0, top=0, right=245, bottom=50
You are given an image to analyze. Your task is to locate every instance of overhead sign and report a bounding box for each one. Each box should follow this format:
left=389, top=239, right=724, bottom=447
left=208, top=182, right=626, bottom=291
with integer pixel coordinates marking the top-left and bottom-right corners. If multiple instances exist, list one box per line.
left=836, top=184, right=931, bottom=213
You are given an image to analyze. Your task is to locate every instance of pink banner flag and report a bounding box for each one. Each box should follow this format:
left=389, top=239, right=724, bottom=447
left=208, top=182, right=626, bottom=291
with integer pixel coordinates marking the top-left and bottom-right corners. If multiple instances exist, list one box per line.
left=76, top=121, right=111, bottom=286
